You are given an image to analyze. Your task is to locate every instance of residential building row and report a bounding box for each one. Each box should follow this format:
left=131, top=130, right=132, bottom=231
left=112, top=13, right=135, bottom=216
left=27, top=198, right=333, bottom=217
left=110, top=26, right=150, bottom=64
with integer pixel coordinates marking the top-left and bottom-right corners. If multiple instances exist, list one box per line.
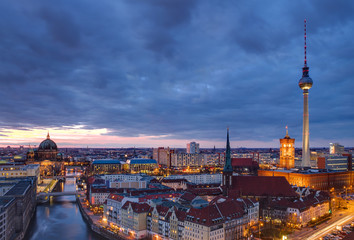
left=104, top=192, right=258, bottom=240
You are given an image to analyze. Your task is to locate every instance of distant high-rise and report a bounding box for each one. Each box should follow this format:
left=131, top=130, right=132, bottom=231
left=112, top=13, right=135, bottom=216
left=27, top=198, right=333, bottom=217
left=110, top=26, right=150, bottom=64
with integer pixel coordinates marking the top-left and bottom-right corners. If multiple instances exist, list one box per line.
left=329, top=143, right=345, bottom=154
left=279, top=126, right=295, bottom=169
left=299, top=19, right=313, bottom=167
left=186, top=142, right=200, bottom=154
left=152, top=147, right=174, bottom=167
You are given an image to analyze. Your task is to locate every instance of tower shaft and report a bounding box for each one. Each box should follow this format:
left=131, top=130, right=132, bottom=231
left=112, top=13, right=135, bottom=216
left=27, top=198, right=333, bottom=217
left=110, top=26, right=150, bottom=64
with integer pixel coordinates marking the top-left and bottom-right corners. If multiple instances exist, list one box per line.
left=302, top=90, right=310, bottom=167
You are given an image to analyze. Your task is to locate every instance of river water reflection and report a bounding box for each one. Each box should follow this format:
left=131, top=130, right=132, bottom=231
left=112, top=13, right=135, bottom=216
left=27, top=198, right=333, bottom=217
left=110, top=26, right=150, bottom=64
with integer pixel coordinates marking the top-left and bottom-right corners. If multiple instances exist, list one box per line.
left=25, top=173, right=105, bottom=240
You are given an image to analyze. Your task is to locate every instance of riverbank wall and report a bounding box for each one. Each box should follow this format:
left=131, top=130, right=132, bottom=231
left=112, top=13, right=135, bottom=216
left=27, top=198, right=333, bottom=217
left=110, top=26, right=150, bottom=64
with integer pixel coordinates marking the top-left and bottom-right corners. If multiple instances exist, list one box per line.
left=76, top=197, right=126, bottom=240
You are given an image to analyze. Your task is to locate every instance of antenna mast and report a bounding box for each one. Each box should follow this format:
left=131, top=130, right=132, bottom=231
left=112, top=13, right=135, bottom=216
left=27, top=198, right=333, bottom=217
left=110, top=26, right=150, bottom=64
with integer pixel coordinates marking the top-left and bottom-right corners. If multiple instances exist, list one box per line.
left=304, top=19, right=307, bottom=67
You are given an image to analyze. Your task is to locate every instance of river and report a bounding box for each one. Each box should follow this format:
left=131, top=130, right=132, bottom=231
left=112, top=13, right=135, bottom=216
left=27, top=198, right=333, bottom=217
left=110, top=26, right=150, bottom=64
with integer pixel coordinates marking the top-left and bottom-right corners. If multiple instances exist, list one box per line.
left=25, top=173, right=105, bottom=240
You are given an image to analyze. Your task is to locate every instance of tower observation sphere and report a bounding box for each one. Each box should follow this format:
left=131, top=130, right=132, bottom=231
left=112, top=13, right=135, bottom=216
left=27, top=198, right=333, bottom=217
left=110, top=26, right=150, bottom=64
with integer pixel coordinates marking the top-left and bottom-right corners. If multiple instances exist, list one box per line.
left=299, top=68, right=313, bottom=90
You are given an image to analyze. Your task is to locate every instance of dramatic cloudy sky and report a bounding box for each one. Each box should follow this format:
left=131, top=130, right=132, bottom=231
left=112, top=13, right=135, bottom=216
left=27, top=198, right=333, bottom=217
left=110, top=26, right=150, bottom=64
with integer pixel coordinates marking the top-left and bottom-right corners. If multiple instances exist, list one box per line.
left=0, top=0, right=353, bottom=148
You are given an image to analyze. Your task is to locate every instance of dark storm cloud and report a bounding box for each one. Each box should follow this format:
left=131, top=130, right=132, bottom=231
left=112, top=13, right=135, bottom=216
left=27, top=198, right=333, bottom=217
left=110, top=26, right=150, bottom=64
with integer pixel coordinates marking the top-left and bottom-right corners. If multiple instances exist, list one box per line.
left=0, top=0, right=353, bottom=146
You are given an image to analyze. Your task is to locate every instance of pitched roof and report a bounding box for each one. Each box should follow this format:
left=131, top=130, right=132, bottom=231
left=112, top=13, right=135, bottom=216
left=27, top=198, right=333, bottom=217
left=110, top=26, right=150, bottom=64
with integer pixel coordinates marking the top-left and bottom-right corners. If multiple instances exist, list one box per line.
left=231, top=158, right=258, bottom=167
left=122, top=201, right=150, bottom=213
left=230, top=176, right=298, bottom=198
left=161, top=178, right=188, bottom=183
left=174, top=208, right=187, bottom=221
left=187, top=188, right=222, bottom=196
left=267, top=190, right=330, bottom=212
left=107, top=193, right=124, bottom=202
left=156, top=205, right=170, bottom=216
left=185, top=199, right=245, bottom=227
left=180, top=192, right=197, bottom=202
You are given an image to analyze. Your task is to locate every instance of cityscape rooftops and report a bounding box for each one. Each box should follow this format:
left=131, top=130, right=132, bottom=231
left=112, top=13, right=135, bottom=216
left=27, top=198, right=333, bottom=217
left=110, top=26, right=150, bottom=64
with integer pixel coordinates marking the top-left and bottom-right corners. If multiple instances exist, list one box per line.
left=4, top=179, right=35, bottom=197
left=122, top=201, right=150, bottom=213
left=266, top=168, right=349, bottom=174
left=0, top=196, right=15, bottom=210
left=92, top=159, right=122, bottom=164
left=126, top=158, right=157, bottom=164
left=230, top=176, right=298, bottom=198
left=231, top=158, right=258, bottom=167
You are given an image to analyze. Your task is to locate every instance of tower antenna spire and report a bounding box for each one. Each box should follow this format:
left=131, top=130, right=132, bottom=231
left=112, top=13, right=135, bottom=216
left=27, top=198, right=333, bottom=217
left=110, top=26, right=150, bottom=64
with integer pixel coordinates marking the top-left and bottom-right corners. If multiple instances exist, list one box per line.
left=304, top=19, right=307, bottom=67
left=286, top=125, right=289, bottom=137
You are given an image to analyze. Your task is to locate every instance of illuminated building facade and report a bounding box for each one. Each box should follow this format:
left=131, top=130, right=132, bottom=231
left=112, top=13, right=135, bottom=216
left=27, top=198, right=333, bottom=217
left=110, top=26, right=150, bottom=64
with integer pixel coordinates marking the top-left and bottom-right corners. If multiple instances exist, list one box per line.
left=318, top=154, right=353, bottom=171
left=329, top=143, right=345, bottom=154
left=0, top=164, right=40, bottom=182
left=258, top=169, right=354, bottom=191
left=186, top=142, right=200, bottom=154
left=37, top=132, right=58, bottom=161
left=153, top=147, right=174, bottom=167
left=121, top=201, right=149, bottom=239
left=279, top=127, right=295, bottom=169
left=91, top=159, right=123, bottom=174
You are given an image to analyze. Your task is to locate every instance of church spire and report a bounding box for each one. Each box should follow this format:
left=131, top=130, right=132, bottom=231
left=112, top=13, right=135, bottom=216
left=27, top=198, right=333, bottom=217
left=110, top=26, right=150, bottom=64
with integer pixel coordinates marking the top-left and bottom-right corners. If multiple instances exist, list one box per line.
left=47, top=131, right=50, bottom=139
left=223, top=128, right=233, bottom=172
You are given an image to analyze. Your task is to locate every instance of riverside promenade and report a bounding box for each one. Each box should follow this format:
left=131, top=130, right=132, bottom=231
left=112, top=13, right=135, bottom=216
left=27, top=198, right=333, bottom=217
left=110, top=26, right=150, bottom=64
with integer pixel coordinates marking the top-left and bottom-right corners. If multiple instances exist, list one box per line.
left=77, top=196, right=127, bottom=240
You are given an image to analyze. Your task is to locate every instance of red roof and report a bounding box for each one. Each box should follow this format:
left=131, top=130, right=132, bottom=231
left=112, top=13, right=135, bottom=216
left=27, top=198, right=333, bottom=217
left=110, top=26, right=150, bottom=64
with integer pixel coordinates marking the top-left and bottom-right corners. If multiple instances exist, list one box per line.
left=267, top=190, right=330, bottom=212
left=122, top=201, right=150, bottom=213
left=108, top=193, right=124, bottom=202
left=231, top=158, right=258, bottom=167
left=161, top=179, right=188, bottom=183
left=91, top=188, right=123, bottom=194
left=186, top=199, right=245, bottom=227
left=230, top=176, right=298, bottom=198
left=187, top=188, right=222, bottom=196
left=180, top=192, right=197, bottom=202
left=156, top=205, right=170, bottom=216
left=174, top=208, right=187, bottom=221
left=87, top=176, right=96, bottom=184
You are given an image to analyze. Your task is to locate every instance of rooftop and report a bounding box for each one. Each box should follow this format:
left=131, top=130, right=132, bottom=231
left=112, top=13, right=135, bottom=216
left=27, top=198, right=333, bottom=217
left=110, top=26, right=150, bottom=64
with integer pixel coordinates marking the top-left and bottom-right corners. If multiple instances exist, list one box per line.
left=126, top=158, right=157, bottom=165
left=230, top=176, right=298, bottom=198
left=92, top=159, right=122, bottom=164
left=5, top=180, right=32, bottom=196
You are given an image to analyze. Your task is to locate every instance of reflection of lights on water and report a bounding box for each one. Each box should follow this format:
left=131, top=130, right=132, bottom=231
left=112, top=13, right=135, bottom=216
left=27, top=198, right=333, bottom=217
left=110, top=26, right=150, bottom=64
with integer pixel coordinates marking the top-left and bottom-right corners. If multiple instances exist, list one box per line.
left=45, top=207, right=50, bottom=218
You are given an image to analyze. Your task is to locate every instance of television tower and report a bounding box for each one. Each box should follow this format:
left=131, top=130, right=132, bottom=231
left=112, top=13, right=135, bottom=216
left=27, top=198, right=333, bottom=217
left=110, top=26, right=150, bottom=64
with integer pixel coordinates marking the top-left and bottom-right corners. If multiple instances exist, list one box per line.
left=299, top=19, right=313, bottom=167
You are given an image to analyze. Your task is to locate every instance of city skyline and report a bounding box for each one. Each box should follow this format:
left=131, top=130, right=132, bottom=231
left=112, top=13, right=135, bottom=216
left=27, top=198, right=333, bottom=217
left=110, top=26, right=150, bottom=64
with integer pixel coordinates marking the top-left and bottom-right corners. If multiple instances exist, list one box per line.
left=1, top=1, right=353, bottom=148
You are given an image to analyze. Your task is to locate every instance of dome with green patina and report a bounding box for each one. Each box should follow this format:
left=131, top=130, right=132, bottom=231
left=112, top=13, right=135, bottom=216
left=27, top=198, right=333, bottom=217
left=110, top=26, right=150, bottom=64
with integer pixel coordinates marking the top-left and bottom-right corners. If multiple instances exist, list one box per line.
left=38, top=132, right=57, bottom=151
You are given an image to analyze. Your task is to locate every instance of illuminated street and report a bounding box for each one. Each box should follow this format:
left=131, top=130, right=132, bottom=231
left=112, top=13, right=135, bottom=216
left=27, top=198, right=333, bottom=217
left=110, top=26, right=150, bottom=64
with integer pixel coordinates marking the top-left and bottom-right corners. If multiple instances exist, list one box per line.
left=289, top=200, right=354, bottom=240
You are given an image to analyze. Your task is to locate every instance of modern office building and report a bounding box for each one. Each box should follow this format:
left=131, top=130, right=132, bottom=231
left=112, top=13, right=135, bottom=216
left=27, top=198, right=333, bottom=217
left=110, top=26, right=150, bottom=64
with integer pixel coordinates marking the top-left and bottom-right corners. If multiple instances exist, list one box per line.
left=329, top=143, right=345, bottom=154
left=186, top=142, right=200, bottom=154
left=152, top=147, right=174, bottom=167
left=170, top=153, right=205, bottom=167
left=165, top=174, right=222, bottom=184
left=318, top=154, right=353, bottom=171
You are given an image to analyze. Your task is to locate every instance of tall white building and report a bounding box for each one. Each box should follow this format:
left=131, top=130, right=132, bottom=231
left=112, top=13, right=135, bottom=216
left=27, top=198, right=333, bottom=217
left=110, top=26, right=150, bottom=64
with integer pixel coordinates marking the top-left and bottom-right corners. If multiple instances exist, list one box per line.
left=329, top=143, right=345, bottom=154
left=186, top=142, right=199, bottom=154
